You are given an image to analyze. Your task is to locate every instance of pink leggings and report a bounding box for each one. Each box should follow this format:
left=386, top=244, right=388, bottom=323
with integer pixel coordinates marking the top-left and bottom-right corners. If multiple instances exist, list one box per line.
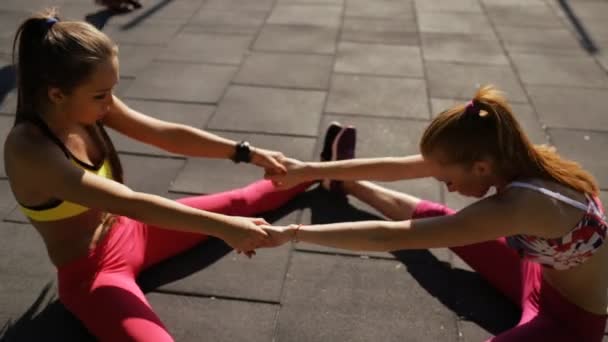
left=412, top=200, right=607, bottom=342
left=57, top=180, right=308, bottom=342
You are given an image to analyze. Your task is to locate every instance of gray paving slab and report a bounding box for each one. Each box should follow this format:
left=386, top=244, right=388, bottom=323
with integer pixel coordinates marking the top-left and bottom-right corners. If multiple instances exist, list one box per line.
left=0, top=222, right=54, bottom=278
left=115, top=44, right=163, bottom=78
left=527, top=86, right=608, bottom=131
left=119, top=154, right=185, bottom=196
left=124, top=61, right=237, bottom=103
left=107, top=100, right=214, bottom=156
left=147, top=292, right=277, bottom=341
left=104, top=0, right=204, bottom=24
left=207, top=85, right=325, bottom=136
left=171, top=131, right=316, bottom=194
left=278, top=0, right=343, bottom=5
left=276, top=252, right=458, bottom=342
left=458, top=320, right=493, bottom=342
left=548, top=128, right=608, bottom=189
left=234, top=52, right=333, bottom=90
left=0, top=115, right=14, bottom=178
left=483, top=1, right=563, bottom=28
left=114, top=77, right=135, bottom=97
left=340, top=17, right=418, bottom=46
left=158, top=32, right=253, bottom=65
left=335, top=42, right=423, bottom=78
left=0, top=180, right=16, bottom=219
left=510, top=53, right=608, bottom=88
left=1, top=91, right=17, bottom=116
left=326, top=74, right=429, bottom=119
left=150, top=243, right=295, bottom=302
left=0, top=0, right=67, bottom=12
left=494, top=26, right=586, bottom=57
left=102, top=20, right=183, bottom=46
left=414, top=0, right=482, bottom=13
left=430, top=99, right=548, bottom=145
left=600, top=191, right=607, bottom=213
left=417, top=12, right=496, bottom=39
left=185, top=8, right=267, bottom=35
left=253, top=24, right=338, bottom=55
left=0, top=277, right=85, bottom=341
left=202, top=0, right=275, bottom=12
left=344, top=0, right=415, bottom=19
left=421, top=33, right=509, bottom=65
left=267, top=4, right=342, bottom=28
left=425, top=61, right=527, bottom=103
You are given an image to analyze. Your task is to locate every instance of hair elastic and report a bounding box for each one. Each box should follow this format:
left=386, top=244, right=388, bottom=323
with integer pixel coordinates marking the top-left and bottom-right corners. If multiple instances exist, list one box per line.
left=45, top=17, right=58, bottom=27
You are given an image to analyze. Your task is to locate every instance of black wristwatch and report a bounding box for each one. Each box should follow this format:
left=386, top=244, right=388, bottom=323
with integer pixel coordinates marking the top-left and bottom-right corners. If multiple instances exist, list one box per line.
left=232, top=141, right=252, bottom=163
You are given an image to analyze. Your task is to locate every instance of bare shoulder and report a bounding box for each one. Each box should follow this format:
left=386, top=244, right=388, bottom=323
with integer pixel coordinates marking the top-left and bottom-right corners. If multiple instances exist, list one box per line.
left=498, top=182, right=585, bottom=237
left=5, top=123, right=56, bottom=167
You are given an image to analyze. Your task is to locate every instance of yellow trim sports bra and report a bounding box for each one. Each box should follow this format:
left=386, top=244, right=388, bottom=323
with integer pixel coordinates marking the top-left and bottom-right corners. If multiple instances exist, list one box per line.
left=18, top=117, right=114, bottom=222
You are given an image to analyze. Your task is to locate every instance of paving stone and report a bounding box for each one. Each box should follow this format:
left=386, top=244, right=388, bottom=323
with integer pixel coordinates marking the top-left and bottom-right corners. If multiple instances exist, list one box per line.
left=527, top=86, right=608, bottom=131
left=114, top=77, right=134, bottom=97
left=277, top=252, right=458, bottom=342
left=147, top=292, right=277, bottom=341
left=0, top=180, right=17, bottom=220
left=335, top=42, right=423, bottom=78
left=158, top=32, right=253, bottom=65
left=115, top=44, right=162, bottom=78
left=171, top=131, right=316, bottom=194
left=125, top=61, right=237, bottom=103
left=425, top=62, right=527, bottom=103
left=459, top=320, right=494, bottom=341
left=600, top=191, right=607, bottom=211
left=494, top=26, right=585, bottom=57
left=0, top=277, right=92, bottom=342
left=484, top=2, right=563, bottom=28
left=548, top=129, right=608, bottom=189
left=345, top=0, right=415, bottom=19
left=149, top=242, right=295, bottom=302
left=421, top=33, right=509, bottom=65
left=267, top=5, right=342, bottom=28
left=341, top=17, right=418, bottom=46
left=326, top=74, right=429, bottom=119
left=208, top=85, right=325, bottom=136
left=119, top=154, right=185, bottom=195
left=0, top=115, right=14, bottom=178
left=203, top=0, right=275, bottom=12
left=234, top=52, right=333, bottom=90
left=253, top=24, right=338, bottom=54
left=429, top=99, right=547, bottom=145
left=0, top=84, right=17, bottom=116
left=510, top=53, right=608, bottom=88
left=185, top=9, right=267, bottom=35
left=103, top=20, right=182, bottom=46
left=278, top=0, right=343, bottom=5
left=417, top=12, right=496, bottom=38
left=0, top=222, right=54, bottom=278
left=103, top=0, right=203, bottom=24
left=414, top=0, right=482, bottom=13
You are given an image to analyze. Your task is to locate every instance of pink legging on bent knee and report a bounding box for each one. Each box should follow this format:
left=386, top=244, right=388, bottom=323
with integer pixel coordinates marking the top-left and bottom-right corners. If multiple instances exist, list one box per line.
left=411, top=200, right=607, bottom=342
left=57, top=180, right=309, bottom=342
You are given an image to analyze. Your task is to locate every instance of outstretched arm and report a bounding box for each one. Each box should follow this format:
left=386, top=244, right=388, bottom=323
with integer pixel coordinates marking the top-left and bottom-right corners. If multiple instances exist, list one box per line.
left=103, top=95, right=285, bottom=173
left=263, top=193, right=528, bottom=251
left=266, top=154, right=434, bottom=189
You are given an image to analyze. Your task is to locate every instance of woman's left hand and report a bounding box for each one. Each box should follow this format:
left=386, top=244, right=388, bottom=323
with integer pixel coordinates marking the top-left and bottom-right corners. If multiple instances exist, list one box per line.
left=250, top=148, right=287, bottom=176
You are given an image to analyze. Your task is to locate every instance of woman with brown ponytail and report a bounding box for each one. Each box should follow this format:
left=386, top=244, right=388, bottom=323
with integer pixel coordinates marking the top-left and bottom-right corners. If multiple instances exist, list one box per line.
left=266, top=85, right=607, bottom=341
left=4, top=9, right=310, bottom=341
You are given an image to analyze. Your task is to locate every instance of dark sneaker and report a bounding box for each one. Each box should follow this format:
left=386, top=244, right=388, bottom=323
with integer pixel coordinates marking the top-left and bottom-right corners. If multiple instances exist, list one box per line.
left=320, top=122, right=343, bottom=161
left=321, top=125, right=357, bottom=192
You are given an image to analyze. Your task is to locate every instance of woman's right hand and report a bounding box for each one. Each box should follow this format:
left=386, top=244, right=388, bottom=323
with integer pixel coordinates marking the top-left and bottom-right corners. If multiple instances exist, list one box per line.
left=265, top=157, right=311, bottom=189
left=219, top=216, right=271, bottom=253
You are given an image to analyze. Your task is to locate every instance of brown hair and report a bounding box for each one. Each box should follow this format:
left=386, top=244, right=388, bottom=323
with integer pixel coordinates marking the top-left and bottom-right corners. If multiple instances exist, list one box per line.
left=12, top=8, right=123, bottom=183
left=420, top=85, right=598, bottom=195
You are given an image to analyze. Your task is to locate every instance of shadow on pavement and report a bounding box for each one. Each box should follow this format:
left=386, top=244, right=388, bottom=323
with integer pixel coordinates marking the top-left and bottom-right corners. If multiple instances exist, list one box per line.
left=301, top=186, right=520, bottom=336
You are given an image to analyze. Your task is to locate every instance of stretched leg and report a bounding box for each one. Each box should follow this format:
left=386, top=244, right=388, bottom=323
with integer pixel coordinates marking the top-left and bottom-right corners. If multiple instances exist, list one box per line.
left=60, top=271, right=173, bottom=342
left=343, top=180, right=528, bottom=306
left=142, top=180, right=310, bottom=269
